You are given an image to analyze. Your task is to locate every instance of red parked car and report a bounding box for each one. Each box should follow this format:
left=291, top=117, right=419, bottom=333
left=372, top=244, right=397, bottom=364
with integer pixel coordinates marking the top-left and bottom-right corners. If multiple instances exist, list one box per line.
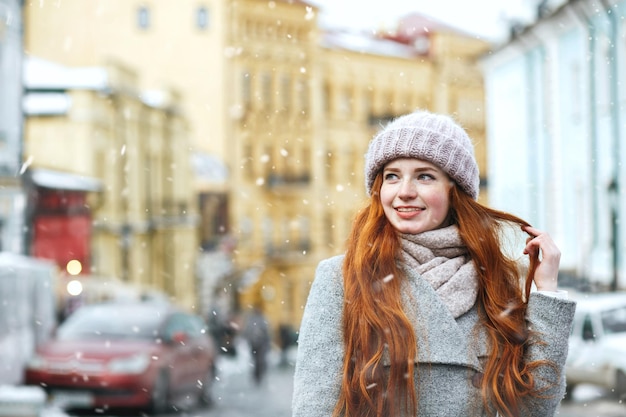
left=24, top=301, right=217, bottom=413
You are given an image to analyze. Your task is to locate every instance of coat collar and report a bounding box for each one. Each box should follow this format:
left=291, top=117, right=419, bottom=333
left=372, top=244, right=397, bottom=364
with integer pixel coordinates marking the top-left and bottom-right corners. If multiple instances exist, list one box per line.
left=397, top=266, right=488, bottom=371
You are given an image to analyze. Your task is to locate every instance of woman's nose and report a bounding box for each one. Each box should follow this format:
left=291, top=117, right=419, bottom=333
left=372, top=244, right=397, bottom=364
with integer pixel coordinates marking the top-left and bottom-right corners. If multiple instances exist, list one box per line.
left=398, top=179, right=417, bottom=199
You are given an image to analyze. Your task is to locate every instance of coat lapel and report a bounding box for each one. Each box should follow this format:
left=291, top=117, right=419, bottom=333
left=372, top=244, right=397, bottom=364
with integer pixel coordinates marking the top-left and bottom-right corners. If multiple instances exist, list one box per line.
left=400, top=267, right=487, bottom=371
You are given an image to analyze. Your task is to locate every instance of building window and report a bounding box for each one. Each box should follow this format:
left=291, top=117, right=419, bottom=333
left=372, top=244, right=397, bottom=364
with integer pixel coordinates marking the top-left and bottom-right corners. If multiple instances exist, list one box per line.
left=263, top=217, right=274, bottom=254
left=324, top=212, right=334, bottom=248
left=322, top=82, right=331, bottom=114
left=196, top=6, right=209, bottom=30
left=326, top=150, right=335, bottom=185
left=280, top=75, right=291, bottom=110
left=243, top=143, right=254, bottom=179
left=261, top=72, right=272, bottom=109
left=242, top=70, right=251, bottom=107
left=137, top=6, right=150, bottom=30
left=298, top=217, right=311, bottom=251
left=296, top=79, right=309, bottom=114
left=339, top=87, right=353, bottom=116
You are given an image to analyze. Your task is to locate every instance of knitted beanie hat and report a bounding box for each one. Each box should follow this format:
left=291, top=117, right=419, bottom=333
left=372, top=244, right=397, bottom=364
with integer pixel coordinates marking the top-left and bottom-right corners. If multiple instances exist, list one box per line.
left=365, top=110, right=480, bottom=200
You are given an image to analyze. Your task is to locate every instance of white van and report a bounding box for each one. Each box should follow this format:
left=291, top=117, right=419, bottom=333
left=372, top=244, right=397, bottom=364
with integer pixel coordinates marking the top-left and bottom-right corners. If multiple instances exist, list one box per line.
left=565, top=292, right=626, bottom=399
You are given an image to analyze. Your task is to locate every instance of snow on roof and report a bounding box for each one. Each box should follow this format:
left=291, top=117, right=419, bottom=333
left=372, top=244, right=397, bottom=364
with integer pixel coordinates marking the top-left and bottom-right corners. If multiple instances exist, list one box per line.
left=30, top=168, right=103, bottom=192
left=140, top=90, right=169, bottom=108
left=321, top=30, right=418, bottom=59
left=23, top=56, right=177, bottom=114
left=22, top=92, right=71, bottom=116
left=398, top=12, right=471, bottom=38
left=24, top=56, right=109, bottom=91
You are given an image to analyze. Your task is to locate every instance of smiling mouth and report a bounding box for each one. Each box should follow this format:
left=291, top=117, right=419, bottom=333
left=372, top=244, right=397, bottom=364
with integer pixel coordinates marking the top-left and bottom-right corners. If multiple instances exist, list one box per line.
left=396, top=207, right=422, bottom=212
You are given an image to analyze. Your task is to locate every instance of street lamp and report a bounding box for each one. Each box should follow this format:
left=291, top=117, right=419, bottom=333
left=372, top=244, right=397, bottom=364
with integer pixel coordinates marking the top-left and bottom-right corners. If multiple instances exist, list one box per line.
left=120, top=223, right=132, bottom=282
left=608, top=178, right=619, bottom=291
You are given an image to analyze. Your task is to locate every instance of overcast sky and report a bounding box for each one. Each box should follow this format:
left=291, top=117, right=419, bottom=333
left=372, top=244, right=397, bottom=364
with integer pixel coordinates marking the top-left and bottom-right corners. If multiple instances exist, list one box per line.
left=308, top=0, right=529, bottom=41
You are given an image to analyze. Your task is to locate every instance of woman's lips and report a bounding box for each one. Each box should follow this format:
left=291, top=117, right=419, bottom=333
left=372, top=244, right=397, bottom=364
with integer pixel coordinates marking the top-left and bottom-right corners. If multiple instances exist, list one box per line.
left=395, top=207, right=422, bottom=219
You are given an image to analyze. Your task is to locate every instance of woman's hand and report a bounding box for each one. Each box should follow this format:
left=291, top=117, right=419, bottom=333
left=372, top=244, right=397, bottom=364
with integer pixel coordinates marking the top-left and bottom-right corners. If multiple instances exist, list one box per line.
left=522, top=225, right=561, bottom=292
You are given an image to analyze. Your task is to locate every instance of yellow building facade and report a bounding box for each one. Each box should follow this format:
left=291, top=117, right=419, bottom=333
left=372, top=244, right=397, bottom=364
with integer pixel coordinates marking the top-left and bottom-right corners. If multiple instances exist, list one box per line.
left=22, top=59, right=198, bottom=309
left=23, top=0, right=490, bottom=329
left=23, top=0, right=231, bottom=313
left=224, top=0, right=321, bottom=330
left=226, top=2, right=490, bottom=329
left=23, top=0, right=228, bottom=159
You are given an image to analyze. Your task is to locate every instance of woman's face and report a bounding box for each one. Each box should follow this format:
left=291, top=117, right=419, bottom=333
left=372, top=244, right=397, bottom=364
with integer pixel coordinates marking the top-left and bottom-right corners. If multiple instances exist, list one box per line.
left=380, top=158, right=454, bottom=234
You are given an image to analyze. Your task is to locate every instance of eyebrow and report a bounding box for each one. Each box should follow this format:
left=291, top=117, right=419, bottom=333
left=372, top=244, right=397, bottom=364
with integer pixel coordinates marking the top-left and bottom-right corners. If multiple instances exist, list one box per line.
left=383, top=166, right=438, bottom=173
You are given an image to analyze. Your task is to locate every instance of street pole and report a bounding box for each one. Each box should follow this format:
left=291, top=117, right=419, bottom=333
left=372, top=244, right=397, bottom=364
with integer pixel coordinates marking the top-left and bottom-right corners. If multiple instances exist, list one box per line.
left=609, top=179, right=619, bottom=292
left=611, top=205, right=618, bottom=291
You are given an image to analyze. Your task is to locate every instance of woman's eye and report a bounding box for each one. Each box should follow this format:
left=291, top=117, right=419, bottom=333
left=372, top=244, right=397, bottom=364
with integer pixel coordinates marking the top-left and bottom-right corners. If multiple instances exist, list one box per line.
left=384, top=173, right=399, bottom=181
left=418, top=173, right=435, bottom=181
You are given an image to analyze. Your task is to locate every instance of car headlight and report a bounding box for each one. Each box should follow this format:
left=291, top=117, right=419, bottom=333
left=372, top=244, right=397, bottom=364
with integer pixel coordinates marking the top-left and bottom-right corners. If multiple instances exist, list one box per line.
left=108, top=354, right=151, bottom=374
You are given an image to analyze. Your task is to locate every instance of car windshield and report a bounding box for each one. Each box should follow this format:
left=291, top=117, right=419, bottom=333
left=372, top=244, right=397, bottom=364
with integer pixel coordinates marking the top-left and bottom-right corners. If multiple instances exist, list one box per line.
left=57, top=304, right=164, bottom=340
left=600, top=306, right=626, bottom=335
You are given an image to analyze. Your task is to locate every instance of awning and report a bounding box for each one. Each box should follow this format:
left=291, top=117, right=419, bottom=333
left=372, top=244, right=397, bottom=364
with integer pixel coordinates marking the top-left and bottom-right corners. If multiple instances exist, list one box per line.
left=29, top=168, right=103, bottom=192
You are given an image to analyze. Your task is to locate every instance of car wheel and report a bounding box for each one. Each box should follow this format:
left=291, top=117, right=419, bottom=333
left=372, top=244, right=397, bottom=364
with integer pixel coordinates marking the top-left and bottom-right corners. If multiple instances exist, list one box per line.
left=199, top=364, right=216, bottom=407
left=616, top=370, right=626, bottom=398
left=150, top=370, right=170, bottom=414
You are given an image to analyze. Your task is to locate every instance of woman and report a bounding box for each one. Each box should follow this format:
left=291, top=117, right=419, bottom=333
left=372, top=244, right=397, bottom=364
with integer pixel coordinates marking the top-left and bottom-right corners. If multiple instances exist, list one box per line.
left=292, top=110, right=576, bottom=417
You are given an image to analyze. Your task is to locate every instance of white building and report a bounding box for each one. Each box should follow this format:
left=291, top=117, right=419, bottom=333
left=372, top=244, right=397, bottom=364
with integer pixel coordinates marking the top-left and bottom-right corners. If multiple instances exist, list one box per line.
left=482, top=0, right=625, bottom=289
left=0, top=0, right=25, bottom=254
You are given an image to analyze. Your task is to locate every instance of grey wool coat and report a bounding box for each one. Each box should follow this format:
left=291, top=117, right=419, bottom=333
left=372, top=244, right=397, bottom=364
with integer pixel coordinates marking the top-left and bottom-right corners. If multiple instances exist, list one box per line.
left=292, top=255, right=576, bottom=417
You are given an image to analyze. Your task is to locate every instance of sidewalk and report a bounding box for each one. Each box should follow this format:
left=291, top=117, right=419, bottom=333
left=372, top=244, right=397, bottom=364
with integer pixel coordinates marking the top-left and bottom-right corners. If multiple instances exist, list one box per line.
left=200, top=341, right=296, bottom=417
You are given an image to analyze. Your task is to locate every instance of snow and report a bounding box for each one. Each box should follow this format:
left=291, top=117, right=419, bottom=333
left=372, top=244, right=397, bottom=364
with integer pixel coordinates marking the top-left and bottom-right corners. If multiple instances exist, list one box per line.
left=22, top=92, right=71, bottom=116
left=30, top=168, right=103, bottom=192
left=309, top=0, right=571, bottom=43
left=23, top=56, right=108, bottom=91
left=22, top=56, right=173, bottom=113
left=308, top=0, right=516, bottom=41
left=321, top=30, right=418, bottom=58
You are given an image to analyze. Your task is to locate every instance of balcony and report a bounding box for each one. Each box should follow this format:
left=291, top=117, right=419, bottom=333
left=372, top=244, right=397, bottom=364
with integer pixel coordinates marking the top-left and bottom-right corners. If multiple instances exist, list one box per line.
left=264, top=240, right=312, bottom=262
left=265, top=173, right=311, bottom=189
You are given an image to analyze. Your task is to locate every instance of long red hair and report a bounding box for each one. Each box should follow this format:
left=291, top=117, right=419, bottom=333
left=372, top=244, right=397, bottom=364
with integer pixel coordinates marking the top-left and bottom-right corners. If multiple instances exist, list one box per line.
left=334, top=173, right=550, bottom=417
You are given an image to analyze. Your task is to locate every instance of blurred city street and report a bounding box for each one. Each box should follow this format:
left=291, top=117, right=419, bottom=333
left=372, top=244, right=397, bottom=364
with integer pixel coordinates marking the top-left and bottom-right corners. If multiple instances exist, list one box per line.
left=193, top=354, right=626, bottom=417
left=190, top=345, right=626, bottom=417
left=191, top=353, right=626, bottom=417
left=558, top=385, right=625, bottom=416
left=39, top=341, right=625, bottom=417
left=192, top=343, right=295, bottom=417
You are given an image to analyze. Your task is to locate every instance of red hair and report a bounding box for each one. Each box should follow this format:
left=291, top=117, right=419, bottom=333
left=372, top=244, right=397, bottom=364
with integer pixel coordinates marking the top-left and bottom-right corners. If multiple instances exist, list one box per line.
left=335, top=173, right=551, bottom=417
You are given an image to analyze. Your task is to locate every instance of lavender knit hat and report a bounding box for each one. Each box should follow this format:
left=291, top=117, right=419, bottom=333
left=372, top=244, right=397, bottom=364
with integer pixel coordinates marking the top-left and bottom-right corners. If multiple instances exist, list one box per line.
left=365, top=110, right=479, bottom=200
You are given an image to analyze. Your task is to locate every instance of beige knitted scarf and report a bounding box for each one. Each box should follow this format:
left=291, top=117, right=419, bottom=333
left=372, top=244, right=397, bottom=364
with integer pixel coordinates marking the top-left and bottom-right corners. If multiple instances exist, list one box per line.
left=399, top=225, right=478, bottom=318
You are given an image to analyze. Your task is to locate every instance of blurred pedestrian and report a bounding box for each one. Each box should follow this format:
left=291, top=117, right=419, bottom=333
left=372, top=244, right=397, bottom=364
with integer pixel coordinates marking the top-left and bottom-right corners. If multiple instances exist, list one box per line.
left=278, top=323, right=295, bottom=367
left=242, top=304, right=271, bottom=385
left=292, top=110, right=576, bottom=416
left=207, top=308, right=239, bottom=357
left=58, top=294, right=83, bottom=323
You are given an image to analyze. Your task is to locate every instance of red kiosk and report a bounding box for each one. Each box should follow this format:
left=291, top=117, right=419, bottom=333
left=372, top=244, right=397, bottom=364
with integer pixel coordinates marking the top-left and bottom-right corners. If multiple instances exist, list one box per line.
left=25, top=168, right=102, bottom=276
